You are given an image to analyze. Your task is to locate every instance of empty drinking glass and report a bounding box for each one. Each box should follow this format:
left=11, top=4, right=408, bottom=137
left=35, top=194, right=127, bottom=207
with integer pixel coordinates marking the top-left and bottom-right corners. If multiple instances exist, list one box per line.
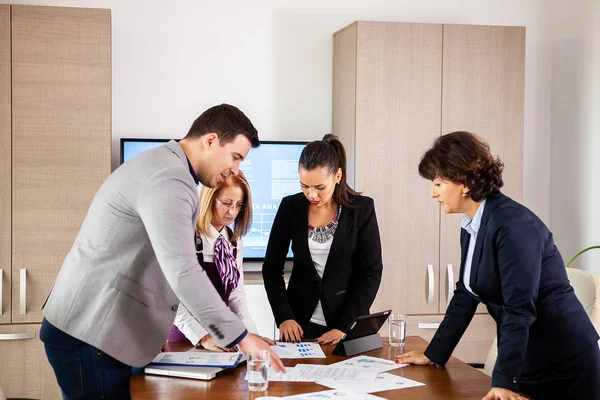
left=388, top=313, right=407, bottom=347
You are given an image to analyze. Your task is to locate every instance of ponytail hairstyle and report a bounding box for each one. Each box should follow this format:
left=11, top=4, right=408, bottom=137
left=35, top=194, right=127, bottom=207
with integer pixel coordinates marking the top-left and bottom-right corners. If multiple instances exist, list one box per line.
left=299, top=134, right=360, bottom=208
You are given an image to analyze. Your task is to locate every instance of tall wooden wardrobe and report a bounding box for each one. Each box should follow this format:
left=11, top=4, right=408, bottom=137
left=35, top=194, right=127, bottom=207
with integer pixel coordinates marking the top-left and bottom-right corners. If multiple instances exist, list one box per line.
left=333, top=21, right=525, bottom=363
left=0, top=5, right=111, bottom=398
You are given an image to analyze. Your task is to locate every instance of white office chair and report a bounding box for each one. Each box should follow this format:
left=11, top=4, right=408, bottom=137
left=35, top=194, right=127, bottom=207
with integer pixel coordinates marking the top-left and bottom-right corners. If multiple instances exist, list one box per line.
left=482, top=267, right=600, bottom=376
left=565, top=267, right=600, bottom=328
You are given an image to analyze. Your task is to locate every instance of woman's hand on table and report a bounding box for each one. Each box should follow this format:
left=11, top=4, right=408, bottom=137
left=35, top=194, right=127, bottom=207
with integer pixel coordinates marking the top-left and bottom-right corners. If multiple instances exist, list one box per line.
left=395, top=350, right=434, bottom=365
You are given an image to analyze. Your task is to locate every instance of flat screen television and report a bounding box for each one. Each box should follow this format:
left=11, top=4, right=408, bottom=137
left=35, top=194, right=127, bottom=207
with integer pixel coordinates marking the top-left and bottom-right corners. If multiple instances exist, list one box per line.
left=120, top=138, right=307, bottom=261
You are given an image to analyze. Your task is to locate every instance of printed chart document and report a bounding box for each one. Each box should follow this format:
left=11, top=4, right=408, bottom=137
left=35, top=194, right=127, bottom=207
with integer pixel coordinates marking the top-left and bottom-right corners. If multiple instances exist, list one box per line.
left=245, top=367, right=300, bottom=382
left=271, top=342, right=327, bottom=359
left=246, top=365, right=378, bottom=382
left=149, top=351, right=242, bottom=368
left=291, top=364, right=378, bottom=381
left=283, top=390, right=385, bottom=399
left=317, top=372, right=425, bottom=393
left=330, top=355, right=408, bottom=373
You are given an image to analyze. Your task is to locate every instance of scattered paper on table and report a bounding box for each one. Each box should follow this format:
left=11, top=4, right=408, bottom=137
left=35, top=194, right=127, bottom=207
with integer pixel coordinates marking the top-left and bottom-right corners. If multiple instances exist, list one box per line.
left=245, top=365, right=378, bottom=382
left=329, top=355, right=407, bottom=373
left=244, top=367, right=302, bottom=382
left=292, top=364, right=378, bottom=381
left=271, top=342, right=326, bottom=359
left=282, top=389, right=385, bottom=399
left=317, top=372, right=425, bottom=393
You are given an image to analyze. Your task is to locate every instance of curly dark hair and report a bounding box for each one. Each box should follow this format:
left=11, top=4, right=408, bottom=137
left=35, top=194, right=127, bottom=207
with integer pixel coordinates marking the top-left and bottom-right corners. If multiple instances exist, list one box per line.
left=418, top=131, right=504, bottom=202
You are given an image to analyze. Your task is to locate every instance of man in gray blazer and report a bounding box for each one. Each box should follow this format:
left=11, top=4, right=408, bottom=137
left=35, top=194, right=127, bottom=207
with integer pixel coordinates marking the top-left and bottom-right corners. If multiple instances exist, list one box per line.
left=40, top=104, right=284, bottom=399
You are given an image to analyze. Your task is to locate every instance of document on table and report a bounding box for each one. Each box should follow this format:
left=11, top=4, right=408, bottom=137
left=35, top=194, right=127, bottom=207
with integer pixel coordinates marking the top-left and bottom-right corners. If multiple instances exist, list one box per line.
left=149, top=351, right=242, bottom=368
left=246, top=365, right=378, bottom=382
left=291, top=364, right=378, bottom=381
left=243, top=367, right=300, bottom=382
left=271, top=342, right=327, bottom=358
left=329, top=355, right=408, bottom=373
left=244, top=367, right=326, bottom=382
left=317, top=372, right=425, bottom=393
left=282, top=390, right=385, bottom=399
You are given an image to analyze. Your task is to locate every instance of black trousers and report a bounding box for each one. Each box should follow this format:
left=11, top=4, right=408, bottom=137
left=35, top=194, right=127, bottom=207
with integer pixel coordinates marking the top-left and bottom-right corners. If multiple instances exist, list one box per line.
left=520, top=343, right=600, bottom=400
left=302, top=321, right=329, bottom=339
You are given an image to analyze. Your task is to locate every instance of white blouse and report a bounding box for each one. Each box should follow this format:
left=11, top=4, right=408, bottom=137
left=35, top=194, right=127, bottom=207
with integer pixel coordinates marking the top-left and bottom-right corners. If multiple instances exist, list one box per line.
left=173, top=225, right=258, bottom=345
left=308, top=236, right=333, bottom=326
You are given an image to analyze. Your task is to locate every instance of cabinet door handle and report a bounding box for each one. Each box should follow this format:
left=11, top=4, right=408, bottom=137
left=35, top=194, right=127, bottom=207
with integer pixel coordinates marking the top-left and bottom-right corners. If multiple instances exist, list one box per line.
left=447, top=264, right=454, bottom=306
left=427, top=264, right=434, bottom=306
left=20, top=268, right=27, bottom=315
left=0, top=268, right=3, bottom=315
left=418, top=322, right=440, bottom=329
left=0, top=332, right=37, bottom=341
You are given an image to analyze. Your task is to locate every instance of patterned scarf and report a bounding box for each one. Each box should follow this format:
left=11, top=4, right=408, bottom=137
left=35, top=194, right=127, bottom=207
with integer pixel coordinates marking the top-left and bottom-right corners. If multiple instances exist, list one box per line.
left=214, top=234, right=240, bottom=293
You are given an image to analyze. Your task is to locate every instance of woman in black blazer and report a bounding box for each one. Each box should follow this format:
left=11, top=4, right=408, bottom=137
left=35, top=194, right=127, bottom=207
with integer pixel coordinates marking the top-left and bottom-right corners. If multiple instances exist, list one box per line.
left=397, top=132, right=600, bottom=400
left=262, top=134, right=383, bottom=345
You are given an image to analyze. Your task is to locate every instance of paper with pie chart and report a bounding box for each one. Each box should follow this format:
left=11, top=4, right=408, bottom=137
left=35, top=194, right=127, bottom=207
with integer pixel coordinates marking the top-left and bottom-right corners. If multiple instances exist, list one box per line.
left=329, top=355, right=408, bottom=373
left=271, top=342, right=327, bottom=359
left=317, top=372, right=425, bottom=393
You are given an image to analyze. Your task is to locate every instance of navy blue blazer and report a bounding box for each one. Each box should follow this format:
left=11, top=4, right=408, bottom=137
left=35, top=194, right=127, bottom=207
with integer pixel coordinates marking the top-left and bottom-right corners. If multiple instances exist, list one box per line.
left=262, top=193, right=383, bottom=332
left=424, top=192, right=599, bottom=392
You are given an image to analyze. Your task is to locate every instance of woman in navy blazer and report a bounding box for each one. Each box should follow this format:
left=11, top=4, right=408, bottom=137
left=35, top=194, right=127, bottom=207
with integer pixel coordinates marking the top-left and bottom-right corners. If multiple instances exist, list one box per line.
left=397, top=132, right=599, bottom=400
left=262, top=134, right=383, bottom=345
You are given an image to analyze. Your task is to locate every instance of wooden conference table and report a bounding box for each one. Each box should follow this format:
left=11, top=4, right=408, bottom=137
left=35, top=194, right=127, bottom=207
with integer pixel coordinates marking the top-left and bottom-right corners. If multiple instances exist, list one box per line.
left=131, top=336, right=493, bottom=399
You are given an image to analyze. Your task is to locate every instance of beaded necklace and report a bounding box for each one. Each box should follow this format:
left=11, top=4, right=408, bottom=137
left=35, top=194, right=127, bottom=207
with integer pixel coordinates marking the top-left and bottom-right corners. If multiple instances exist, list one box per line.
left=308, top=205, right=342, bottom=243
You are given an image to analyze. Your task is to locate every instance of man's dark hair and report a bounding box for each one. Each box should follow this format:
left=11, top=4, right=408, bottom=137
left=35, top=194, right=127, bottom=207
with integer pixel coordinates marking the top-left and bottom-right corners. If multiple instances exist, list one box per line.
left=184, top=104, right=259, bottom=147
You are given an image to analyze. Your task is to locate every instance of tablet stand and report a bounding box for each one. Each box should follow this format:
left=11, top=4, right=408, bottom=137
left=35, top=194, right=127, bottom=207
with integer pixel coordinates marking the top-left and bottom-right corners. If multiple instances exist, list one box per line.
left=332, top=332, right=383, bottom=356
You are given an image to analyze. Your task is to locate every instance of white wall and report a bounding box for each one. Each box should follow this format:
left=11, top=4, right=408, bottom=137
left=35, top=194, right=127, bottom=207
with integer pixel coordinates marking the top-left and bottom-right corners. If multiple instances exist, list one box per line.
left=548, top=0, right=600, bottom=272
left=1, top=0, right=553, bottom=225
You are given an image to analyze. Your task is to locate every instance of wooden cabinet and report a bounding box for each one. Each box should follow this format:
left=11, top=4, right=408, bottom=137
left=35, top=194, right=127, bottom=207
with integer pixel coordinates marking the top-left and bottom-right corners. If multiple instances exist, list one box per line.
left=334, top=21, right=444, bottom=316
left=0, top=5, right=11, bottom=326
left=439, top=24, right=525, bottom=313
left=333, top=21, right=524, bottom=363
left=10, top=4, right=111, bottom=323
left=0, top=325, right=62, bottom=399
left=407, top=314, right=497, bottom=363
left=0, top=4, right=110, bottom=398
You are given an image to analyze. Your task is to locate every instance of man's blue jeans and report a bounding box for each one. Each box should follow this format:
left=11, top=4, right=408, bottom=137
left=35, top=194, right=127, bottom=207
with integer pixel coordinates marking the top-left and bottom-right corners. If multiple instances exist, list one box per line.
left=43, top=336, right=132, bottom=399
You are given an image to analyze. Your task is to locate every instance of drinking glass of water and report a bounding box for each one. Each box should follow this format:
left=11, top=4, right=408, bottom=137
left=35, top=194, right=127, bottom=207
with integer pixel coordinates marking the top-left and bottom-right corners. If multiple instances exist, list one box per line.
left=388, top=313, right=407, bottom=347
left=247, top=349, right=270, bottom=391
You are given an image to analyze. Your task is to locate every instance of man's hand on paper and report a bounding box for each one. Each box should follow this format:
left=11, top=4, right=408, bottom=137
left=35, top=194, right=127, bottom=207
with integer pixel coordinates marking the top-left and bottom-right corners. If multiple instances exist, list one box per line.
left=260, top=336, right=277, bottom=346
left=200, top=334, right=235, bottom=352
left=315, top=329, right=344, bottom=345
left=482, top=387, right=525, bottom=400
left=239, top=332, right=286, bottom=373
left=198, top=334, right=274, bottom=351
left=279, top=319, right=304, bottom=342
left=395, top=350, right=434, bottom=365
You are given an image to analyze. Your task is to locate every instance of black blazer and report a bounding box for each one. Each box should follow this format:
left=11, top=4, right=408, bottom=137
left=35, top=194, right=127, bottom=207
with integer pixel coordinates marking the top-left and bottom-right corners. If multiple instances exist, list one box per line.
left=424, top=192, right=599, bottom=392
left=262, top=193, right=383, bottom=332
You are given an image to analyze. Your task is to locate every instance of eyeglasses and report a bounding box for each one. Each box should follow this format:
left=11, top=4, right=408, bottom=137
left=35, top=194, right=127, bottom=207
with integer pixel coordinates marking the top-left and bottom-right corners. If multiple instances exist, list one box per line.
left=215, top=198, right=246, bottom=212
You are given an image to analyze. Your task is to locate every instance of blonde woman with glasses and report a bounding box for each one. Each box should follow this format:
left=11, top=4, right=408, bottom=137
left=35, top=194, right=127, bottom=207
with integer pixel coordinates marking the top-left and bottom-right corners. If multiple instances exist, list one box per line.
left=167, top=172, right=275, bottom=351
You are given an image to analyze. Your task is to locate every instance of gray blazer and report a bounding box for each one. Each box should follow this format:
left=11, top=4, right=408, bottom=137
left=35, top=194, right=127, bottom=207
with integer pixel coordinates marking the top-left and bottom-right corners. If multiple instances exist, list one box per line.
left=42, top=140, right=246, bottom=367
